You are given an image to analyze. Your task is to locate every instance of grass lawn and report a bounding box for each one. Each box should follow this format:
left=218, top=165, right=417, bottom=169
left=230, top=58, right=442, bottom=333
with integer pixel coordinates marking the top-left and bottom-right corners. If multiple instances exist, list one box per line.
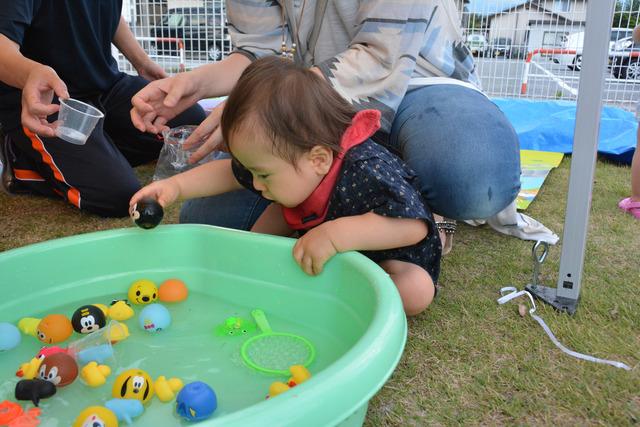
left=1, top=157, right=639, bottom=425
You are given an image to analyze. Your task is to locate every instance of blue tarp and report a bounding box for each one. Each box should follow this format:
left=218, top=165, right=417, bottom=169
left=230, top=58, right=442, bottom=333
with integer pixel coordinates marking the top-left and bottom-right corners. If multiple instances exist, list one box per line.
left=493, top=98, right=637, bottom=164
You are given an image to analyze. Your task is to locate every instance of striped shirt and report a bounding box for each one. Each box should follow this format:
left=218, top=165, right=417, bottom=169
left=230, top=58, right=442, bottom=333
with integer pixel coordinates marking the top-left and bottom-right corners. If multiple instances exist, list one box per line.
left=226, top=0, right=481, bottom=133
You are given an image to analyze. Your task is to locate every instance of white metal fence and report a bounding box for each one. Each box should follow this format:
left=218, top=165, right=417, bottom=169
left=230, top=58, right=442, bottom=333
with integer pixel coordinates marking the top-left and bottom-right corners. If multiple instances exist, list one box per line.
left=459, top=0, right=640, bottom=110
left=115, top=0, right=640, bottom=110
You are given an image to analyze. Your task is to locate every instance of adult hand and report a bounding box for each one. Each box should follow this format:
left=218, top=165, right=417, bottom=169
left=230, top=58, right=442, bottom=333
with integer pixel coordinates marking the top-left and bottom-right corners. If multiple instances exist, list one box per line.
left=21, top=65, right=69, bottom=137
left=183, top=100, right=225, bottom=164
left=130, top=71, right=202, bottom=134
left=135, top=59, right=168, bottom=81
left=129, top=178, right=181, bottom=211
left=292, top=222, right=339, bottom=275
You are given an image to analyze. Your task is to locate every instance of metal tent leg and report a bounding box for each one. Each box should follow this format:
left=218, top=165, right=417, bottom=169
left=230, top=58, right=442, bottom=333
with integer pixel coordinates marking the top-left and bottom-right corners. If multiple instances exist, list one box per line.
left=532, top=0, right=616, bottom=314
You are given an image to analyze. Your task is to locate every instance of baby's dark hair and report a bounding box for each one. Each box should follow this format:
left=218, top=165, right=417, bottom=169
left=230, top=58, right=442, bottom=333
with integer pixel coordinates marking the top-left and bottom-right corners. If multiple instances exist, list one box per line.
left=221, top=56, right=356, bottom=165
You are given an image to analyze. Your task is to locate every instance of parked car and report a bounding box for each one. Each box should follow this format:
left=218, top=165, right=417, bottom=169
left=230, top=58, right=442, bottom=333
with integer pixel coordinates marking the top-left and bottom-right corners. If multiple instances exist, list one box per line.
left=489, top=37, right=512, bottom=58
left=610, top=36, right=640, bottom=80
left=552, top=28, right=633, bottom=71
left=466, top=34, right=488, bottom=57
left=150, top=7, right=230, bottom=61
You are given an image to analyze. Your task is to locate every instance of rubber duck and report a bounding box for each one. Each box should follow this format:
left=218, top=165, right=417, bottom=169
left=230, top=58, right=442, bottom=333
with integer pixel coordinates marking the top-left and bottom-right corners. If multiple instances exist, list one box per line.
left=17, top=318, right=40, bottom=337
left=36, top=314, right=73, bottom=344
left=158, top=278, right=188, bottom=303
left=93, top=303, right=110, bottom=317
left=0, top=322, right=21, bottom=351
left=104, top=399, right=144, bottom=425
left=175, top=382, right=217, bottom=421
left=106, top=322, right=130, bottom=343
left=128, top=279, right=158, bottom=305
left=72, top=305, right=107, bottom=334
left=267, top=365, right=311, bottom=398
left=112, top=369, right=154, bottom=404
left=0, top=400, right=41, bottom=426
left=80, top=361, right=111, bottom=387
left=14, top=379, right=56, bottom=406
left=73, top=406, right=118, bottom=427
left=16, top=357, right=43, bottom=379
left=108, top=300, right=134, bottom=321
left=154, top=376, right=183, bottom=402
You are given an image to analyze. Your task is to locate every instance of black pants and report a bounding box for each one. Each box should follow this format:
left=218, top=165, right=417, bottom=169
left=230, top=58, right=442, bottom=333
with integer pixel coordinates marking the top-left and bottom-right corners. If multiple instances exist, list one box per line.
left=7, top=74, right=205, bottom=217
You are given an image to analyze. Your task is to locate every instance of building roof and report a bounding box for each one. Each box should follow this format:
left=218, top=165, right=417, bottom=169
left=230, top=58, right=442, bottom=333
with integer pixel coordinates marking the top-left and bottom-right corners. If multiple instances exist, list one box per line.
left=484, top=0, right=580, bottom=25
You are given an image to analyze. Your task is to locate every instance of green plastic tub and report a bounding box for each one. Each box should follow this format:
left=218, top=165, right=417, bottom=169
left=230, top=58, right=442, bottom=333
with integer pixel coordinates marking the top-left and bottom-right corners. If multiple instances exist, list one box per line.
left=0, top=225, right=406, bottom=426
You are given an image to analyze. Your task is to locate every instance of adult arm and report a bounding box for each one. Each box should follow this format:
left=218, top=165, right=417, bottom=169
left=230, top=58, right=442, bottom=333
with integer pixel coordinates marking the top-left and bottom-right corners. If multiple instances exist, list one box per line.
left=112, top=16, right=167, bottom=81
left=0, top=34, right=69, bottom=136
left=129, top=53, right=251, bottom=141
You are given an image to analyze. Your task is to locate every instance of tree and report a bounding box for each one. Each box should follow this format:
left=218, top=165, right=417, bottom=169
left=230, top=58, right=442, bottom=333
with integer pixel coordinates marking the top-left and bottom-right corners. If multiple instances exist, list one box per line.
left=613, top=0, right=640, bottom=29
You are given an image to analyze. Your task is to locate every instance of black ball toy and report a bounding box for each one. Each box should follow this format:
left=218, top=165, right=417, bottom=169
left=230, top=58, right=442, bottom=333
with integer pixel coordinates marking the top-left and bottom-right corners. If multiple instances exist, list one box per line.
left=131, top=198, right=164, bottom=229
left=71, top=304, right=106, bottom=334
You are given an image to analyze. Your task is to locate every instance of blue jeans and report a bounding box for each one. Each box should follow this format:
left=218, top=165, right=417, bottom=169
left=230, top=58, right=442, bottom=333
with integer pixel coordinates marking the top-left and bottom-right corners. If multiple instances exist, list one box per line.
left=180, top=84, right=521, bottom=228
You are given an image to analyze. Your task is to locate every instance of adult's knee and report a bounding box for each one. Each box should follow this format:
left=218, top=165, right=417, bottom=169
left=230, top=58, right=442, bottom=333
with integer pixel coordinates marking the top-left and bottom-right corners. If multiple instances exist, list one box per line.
left=395, top=86, right=521, bottom=220
left=79, top=180, right=140, bottom=218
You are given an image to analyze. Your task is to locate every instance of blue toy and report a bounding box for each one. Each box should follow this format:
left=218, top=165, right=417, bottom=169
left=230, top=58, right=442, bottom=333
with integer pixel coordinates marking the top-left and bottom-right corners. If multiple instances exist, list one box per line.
left=76, top=343, right=114, bottom=365
left=0, top=322, right=21, bottom=351
left=105, top=398, right=144, bottom=425
left=175, top=381, right=217, bottom=421
left=139, top=304, right=171, bottom=332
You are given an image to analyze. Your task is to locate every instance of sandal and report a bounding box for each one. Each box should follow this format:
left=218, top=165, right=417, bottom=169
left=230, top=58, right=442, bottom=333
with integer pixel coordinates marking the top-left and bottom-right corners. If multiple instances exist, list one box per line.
left=618, top=197, right=640, bottom=219
left=435, top=218, right=457, bottom=256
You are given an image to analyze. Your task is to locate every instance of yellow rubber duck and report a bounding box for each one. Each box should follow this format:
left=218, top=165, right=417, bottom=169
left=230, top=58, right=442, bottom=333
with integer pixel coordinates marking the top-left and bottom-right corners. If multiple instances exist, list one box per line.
left=16, top=357, right=43, bottom=379
left=154, top=376, right=183, bottom=402
left=268, top=365, right=311, bottom=398
left=81, top=361, right=111, bottom=387
left=106, top=322, right=130, bottom=343
left=93, top=303, right=109, bottom=317
left=17, top=317, right=41, bottom=337
left=108, top=300, right=135, bottom=321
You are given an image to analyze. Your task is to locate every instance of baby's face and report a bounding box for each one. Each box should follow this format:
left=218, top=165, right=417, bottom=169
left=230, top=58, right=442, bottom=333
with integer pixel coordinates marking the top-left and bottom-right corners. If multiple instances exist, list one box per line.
left=230, top=136, right=326, bottom=208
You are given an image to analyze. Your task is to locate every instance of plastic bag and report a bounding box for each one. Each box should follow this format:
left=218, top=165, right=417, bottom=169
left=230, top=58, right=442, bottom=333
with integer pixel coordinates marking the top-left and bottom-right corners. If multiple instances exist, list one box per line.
left=153, top=125, right=225, bottom=181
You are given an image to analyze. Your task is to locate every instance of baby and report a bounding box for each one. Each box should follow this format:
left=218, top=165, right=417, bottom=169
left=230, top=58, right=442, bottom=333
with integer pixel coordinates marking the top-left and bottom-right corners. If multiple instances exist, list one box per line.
left=130, top=57, right=441, bottom=315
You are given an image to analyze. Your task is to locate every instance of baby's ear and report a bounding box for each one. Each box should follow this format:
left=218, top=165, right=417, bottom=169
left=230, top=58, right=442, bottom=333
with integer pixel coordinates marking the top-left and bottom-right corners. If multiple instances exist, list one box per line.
left=308, top=145, right=333, bottom=175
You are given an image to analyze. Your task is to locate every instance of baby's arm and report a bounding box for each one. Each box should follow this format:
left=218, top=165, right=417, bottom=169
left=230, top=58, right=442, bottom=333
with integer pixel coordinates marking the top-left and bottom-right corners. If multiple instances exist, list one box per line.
left=293, top=212, right=427, bottom=275
left=129, top=158, right=242, bottom=209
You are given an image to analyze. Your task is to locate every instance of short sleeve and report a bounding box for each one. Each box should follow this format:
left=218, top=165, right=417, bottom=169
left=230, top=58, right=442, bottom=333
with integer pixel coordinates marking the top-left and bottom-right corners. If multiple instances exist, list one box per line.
left=0, top=0, right=41, bottom=45
left=355, top=155, right=430, bottom=222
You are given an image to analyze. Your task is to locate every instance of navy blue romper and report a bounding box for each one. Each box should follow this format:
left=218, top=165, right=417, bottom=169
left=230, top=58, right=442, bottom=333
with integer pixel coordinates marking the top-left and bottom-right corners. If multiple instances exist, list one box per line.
left=232, top=139, right=442, bottom=282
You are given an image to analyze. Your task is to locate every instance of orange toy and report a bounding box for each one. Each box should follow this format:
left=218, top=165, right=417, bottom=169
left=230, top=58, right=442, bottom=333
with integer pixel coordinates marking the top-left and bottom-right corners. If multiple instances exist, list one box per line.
left=0, top=400, right=41, bottom=426
left=36, top=314, right=73, bottom=344
left=158, top=279, right=188, bottom=303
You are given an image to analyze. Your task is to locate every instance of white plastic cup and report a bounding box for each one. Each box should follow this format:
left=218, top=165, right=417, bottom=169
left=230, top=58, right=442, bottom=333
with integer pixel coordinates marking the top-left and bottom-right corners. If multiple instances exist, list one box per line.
left=55, top=98, right=104, bottom=145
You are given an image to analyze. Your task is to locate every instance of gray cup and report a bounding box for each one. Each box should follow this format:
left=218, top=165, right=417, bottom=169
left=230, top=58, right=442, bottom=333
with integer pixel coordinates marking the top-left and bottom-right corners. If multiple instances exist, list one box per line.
left=55, top=98, right=104, bottom=145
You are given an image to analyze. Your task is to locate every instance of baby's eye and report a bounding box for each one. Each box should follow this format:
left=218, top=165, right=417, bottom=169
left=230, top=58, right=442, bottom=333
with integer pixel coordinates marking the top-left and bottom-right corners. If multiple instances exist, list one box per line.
left=257, top=173, right=270, bottom=180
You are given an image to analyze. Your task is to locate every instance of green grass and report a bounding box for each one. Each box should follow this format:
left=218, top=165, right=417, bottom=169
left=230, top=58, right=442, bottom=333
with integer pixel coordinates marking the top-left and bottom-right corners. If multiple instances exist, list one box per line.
left=1, top=158, right=639, bottom=426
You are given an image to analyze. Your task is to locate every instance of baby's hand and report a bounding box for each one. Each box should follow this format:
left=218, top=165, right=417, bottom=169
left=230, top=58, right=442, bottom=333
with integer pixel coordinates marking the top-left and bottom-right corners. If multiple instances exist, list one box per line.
left=129, top=179, right=180, bottom=213
left=292, top=222, right=339, bottom=276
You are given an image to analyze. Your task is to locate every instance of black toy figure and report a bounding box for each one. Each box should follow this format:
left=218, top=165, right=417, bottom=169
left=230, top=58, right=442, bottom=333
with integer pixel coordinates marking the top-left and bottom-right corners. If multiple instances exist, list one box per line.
left=131, top=198, right=164, bottom=229
left=15, top=379, right=56, bottom=406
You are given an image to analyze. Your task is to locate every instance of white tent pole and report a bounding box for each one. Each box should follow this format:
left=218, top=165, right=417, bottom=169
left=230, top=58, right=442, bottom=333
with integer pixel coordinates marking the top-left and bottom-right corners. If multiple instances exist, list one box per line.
left=555, top=0, right=616, bottom=307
